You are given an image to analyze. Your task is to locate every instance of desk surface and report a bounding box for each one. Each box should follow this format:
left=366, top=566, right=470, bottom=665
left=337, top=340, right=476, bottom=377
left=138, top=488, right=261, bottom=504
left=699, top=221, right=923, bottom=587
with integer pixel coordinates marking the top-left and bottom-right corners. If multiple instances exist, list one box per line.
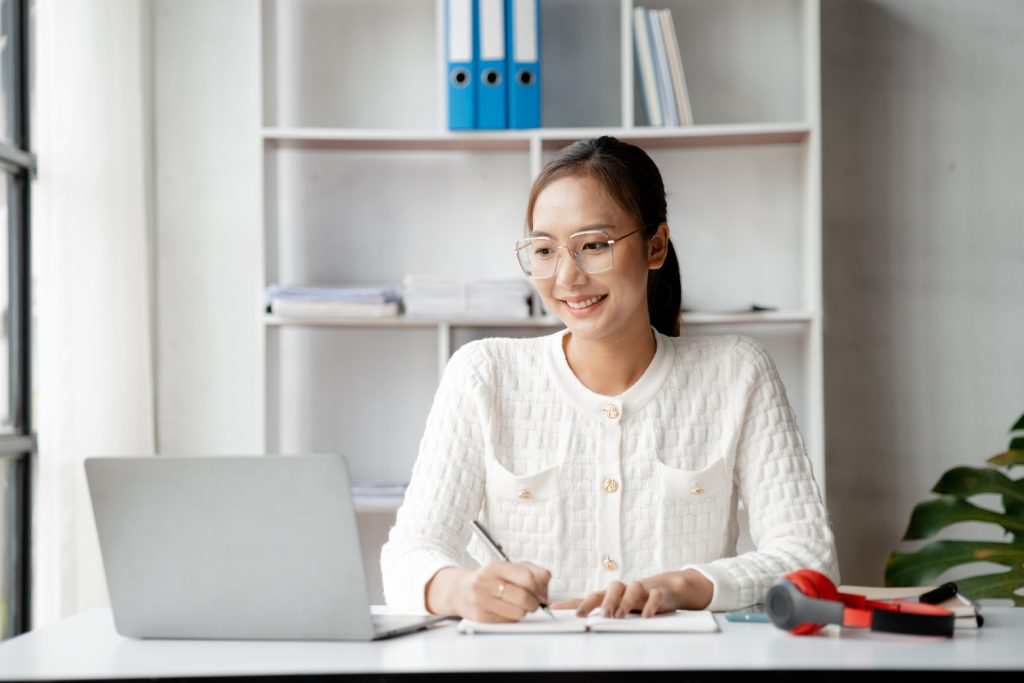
left=0, top=608, right=1022, bottom=680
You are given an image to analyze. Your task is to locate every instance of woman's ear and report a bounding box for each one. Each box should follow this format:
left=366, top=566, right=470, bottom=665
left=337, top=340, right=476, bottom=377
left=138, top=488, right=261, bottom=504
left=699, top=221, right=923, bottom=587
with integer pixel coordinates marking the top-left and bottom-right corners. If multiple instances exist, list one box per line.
left=647, top=223, right=670, bottom=270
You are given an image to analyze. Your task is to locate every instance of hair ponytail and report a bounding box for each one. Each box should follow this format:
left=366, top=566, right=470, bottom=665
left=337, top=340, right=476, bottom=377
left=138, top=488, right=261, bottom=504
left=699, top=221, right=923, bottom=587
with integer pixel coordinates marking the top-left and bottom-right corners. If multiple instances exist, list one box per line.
left=525, top=136, right=683, bottom=336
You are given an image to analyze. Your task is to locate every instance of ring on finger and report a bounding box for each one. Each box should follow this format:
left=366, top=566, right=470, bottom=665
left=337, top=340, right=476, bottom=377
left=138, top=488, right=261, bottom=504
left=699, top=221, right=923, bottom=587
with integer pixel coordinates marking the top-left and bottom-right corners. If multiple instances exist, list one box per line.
left=497, top=582, right=505, bottom=600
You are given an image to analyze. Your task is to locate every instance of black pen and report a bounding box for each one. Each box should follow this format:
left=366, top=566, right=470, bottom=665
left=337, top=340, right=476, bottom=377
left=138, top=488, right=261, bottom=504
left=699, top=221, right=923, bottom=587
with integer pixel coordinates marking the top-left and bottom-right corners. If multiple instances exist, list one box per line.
left=470, top=520, right=556, bottom=620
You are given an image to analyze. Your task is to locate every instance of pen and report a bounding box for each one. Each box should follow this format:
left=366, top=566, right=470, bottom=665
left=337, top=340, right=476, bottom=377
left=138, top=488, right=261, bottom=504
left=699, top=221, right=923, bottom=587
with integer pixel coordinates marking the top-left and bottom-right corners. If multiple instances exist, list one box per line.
left=470, top=520, right=555, bottom=620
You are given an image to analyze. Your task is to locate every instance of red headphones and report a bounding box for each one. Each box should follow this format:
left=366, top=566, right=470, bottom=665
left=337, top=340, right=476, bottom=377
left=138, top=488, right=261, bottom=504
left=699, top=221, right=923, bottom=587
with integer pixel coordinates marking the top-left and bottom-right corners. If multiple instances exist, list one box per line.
left=766, top=569, right=955, bottom=637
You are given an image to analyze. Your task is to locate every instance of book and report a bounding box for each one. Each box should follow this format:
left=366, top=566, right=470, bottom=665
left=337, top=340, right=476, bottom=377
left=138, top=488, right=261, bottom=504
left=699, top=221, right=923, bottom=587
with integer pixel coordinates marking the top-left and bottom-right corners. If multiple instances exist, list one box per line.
left=458, top=608, right=720, bottom=634
left=659, top=8, right=693, bottom=125
left=632, top=7, right=661, bottom=127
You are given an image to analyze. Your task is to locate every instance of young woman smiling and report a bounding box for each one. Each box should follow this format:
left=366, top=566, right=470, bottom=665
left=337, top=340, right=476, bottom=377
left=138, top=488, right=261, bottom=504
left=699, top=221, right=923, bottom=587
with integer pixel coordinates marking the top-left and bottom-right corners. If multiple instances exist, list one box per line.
left=381, top=136, right=838, bottom=622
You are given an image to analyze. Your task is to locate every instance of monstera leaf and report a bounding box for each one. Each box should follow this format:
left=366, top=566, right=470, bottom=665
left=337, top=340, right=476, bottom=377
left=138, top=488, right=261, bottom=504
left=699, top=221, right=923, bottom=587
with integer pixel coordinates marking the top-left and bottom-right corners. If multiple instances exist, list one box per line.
left=885, top=412, right=1024, bottom=605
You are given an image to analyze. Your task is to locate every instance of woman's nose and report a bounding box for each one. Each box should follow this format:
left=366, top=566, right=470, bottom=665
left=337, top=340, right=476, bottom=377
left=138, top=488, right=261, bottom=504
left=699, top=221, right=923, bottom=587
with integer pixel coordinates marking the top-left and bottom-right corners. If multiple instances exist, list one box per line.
left=554, top=247, right=587, bottom=289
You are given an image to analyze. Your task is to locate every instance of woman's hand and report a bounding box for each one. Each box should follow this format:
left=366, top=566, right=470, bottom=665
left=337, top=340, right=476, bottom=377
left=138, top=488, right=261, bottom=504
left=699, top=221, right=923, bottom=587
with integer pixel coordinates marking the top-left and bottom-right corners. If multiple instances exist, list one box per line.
left=549, top=569, right=713, bottom=618
left=425, top=560, right=552, bottom=623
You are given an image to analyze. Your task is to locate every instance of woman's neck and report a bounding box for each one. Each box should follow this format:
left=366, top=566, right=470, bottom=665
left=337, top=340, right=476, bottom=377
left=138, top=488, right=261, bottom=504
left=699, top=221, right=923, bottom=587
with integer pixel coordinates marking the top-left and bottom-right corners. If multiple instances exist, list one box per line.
left=562, top=320, right=657, bottom=397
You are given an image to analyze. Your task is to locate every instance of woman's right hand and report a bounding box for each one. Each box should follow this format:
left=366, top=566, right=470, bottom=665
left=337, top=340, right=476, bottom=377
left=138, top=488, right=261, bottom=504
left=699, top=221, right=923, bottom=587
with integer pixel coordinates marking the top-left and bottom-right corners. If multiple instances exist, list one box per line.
left=425, top=560, right=551, bottom=622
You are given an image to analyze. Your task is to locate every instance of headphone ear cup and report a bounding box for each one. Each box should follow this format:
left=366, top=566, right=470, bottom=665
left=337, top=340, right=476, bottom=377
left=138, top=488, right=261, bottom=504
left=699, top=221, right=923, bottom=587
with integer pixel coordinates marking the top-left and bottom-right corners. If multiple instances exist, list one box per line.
left=795, top=569, right=841, bottom=602
left=777, top=570, right=840, bottom=635
left=769, top=575, right=824, bottom=635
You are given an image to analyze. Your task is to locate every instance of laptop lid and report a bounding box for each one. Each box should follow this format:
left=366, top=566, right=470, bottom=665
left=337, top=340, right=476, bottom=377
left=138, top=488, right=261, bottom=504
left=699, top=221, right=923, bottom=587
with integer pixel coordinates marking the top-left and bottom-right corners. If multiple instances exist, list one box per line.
left=85, top=454, right=380, bottom=640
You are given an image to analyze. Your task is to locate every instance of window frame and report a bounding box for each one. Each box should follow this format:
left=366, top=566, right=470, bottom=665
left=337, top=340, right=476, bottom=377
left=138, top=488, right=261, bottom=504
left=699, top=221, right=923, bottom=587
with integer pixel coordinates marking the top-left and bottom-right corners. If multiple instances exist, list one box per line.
left=0, top=0, right=34, bottom=639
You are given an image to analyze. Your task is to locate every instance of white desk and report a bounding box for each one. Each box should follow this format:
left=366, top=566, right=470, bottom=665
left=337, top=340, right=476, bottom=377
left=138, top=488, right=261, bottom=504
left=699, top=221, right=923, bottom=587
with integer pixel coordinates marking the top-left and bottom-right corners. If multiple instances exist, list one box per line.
left=0, top=608, right=1021, bottom=680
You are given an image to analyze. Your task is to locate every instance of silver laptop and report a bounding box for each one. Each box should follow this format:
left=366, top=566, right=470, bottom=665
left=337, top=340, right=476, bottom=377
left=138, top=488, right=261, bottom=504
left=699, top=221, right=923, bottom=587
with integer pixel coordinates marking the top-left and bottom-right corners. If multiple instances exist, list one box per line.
left=85, top=453, right=444, bottom=640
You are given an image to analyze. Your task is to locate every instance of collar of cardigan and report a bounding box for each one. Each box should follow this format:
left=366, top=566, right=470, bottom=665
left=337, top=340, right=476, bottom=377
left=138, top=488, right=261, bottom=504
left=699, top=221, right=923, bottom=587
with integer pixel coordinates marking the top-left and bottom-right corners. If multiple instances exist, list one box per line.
left=545, top=325, right=676, bottom=422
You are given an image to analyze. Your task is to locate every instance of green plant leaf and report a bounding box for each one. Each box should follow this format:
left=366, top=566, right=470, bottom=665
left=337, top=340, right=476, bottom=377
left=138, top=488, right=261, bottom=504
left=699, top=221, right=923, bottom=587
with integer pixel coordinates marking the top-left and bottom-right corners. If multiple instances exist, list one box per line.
left=1012, top=412, right=1024, bottom=432
left=954, top=568, right=1024, bottom=606
left=932, top=466, right=1024, bottom=506
left=884, top=540, right=1024, bottom=587
left=986, top=449, right=1024, bottom=469
left=903, top=496, right=1024, bottom=539
left=1012, top=437, right=1024, bottom=450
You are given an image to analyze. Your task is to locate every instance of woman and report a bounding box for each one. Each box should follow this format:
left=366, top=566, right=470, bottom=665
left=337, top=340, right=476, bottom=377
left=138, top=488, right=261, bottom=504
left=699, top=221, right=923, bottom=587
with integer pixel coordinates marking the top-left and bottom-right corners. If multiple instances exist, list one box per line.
left=381, top=136, right=838, bottom=622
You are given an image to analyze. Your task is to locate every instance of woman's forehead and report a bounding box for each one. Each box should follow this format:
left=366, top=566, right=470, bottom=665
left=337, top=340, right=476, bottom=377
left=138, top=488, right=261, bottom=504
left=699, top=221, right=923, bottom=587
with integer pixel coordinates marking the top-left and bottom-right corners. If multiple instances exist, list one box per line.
left=531, top=176, right=626, bottom=236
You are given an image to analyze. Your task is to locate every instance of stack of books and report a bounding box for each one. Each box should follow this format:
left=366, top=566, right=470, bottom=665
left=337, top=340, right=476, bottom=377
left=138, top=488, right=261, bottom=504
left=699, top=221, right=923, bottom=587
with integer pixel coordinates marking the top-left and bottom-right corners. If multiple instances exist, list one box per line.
left=402, top=274, right=531, bottom=319
left=633, top=6, right=693, bottom=127
left=265, top=284, right=401, bottom=318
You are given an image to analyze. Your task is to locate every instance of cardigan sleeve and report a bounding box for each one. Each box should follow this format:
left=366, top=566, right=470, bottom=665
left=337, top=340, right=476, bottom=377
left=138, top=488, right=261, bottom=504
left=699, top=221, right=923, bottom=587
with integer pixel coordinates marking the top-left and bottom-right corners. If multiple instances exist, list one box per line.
left=682, top=336, right=840, bottom=611
left=380, top=342, right=488, bottom=613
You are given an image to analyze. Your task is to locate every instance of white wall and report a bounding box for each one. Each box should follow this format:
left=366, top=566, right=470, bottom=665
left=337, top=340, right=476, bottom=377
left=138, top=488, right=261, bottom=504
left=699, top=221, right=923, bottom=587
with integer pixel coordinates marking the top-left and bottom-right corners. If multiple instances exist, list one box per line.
left=153, top=0, right=263, bottom=454
left=32, top=0, right=156, bottom=626
left=822, top=0, right=1024, bottom=584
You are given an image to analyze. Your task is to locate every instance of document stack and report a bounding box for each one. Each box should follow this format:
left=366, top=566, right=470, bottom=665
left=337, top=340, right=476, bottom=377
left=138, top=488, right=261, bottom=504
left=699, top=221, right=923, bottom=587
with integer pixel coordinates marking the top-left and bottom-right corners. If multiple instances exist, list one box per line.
left=633, top=6, right=693, bottom=127
left=402, top=274, right=532, bottom=319
left=265, top=284, right=401, bottom=318
left=446, top=0, right=541, bottom=130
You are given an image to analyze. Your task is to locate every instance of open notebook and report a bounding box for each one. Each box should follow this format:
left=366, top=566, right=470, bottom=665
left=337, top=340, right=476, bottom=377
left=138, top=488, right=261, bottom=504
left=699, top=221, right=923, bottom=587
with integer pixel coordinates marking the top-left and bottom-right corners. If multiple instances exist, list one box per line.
left=458, top=608, right=719, bottom=634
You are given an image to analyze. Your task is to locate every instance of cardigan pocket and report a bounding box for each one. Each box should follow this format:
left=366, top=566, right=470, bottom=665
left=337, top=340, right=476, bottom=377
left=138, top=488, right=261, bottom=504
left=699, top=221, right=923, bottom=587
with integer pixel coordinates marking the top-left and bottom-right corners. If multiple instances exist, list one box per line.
left=655, top=456, right=731, bottom=568
left=477, top=460, right=562, bottom=568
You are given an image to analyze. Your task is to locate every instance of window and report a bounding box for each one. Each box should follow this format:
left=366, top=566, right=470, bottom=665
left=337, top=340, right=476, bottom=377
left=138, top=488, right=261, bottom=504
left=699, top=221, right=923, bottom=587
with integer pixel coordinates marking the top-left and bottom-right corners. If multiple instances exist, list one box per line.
left=0, top=0, right=32, bottom=640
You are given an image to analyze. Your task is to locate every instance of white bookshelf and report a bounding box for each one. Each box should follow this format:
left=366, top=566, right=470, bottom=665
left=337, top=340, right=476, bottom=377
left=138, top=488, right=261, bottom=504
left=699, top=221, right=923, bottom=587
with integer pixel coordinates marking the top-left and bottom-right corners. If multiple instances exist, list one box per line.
left=259, top=0, right=824, bottom=597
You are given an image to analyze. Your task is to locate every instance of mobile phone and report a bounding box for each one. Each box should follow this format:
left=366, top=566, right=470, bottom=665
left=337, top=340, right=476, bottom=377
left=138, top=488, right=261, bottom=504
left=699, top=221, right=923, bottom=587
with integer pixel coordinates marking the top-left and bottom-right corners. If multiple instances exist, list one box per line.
left=724, top=604, right=771, bottom=623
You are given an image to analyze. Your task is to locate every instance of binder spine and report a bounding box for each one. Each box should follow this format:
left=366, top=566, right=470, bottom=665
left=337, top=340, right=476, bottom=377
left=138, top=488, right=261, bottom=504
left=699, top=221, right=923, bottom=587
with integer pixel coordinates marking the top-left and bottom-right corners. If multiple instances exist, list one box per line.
left=447, top=0, right=476, bottom=130
left=507, top=0, right=541, bottom=129
left=476, top=0, right=508, bottom=129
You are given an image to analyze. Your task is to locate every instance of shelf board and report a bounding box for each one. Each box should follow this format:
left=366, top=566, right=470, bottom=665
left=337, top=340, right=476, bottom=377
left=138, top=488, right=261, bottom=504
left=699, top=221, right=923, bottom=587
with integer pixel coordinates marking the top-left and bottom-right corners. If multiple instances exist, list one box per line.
left=261, top=122, right=812, bottom=152
left=265, top=314, right=562, bottom=329
left=264, top=310, right=817, bottom=329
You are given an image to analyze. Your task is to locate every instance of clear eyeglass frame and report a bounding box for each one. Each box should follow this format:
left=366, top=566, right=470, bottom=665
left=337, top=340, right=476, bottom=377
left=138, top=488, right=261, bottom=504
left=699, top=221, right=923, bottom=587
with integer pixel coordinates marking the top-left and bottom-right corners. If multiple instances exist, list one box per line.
left=513, top=226, right=646, bottom=279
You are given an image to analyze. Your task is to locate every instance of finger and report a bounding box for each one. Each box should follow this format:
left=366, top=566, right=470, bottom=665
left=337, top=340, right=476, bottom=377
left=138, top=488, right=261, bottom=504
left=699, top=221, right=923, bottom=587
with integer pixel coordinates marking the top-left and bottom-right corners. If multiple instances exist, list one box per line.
left=616, top=581, right=649, bottom=618
left=549, top=597, right=582, bottom=610
left=575, top=591, right=605, bottom=617
left=474, top=583, right=530, bottom=623
left=499, top=581, right=541, bottom=614
left=519, top=561, right=553, bottom=599
left=498, top=563, right=544, bottom=600
left=600, top=581, right=627, bottom=617
left=641, top=588, right=664, bottom=618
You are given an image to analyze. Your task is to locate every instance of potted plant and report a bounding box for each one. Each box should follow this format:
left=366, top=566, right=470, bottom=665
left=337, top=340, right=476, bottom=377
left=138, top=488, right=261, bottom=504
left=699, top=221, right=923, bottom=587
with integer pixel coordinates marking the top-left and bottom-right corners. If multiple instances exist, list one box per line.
left=885, top=413, right=1024, bottom=604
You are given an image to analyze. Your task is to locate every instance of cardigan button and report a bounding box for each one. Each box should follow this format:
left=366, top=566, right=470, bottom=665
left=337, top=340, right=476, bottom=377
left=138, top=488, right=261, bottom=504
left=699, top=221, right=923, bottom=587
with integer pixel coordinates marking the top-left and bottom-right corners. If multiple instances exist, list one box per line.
left=690, top=486, right=705, bottom=496
left=516, top=488, right=532, bottom=500
left=602, top=404, right=620, bottom=419
left=601, top=477, right=619, bottom=493
left=602, top=556, right=618, bottom=571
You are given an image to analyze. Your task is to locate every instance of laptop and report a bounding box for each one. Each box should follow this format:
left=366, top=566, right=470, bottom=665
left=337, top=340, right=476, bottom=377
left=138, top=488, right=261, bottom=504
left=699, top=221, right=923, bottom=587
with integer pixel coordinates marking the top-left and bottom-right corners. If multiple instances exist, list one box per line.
left=85, top=453, right=445, bottom=640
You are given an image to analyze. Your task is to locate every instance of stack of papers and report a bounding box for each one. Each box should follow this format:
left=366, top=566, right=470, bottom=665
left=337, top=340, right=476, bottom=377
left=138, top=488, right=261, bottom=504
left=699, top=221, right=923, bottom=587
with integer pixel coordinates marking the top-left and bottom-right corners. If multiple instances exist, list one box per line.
left=402, top=274, right=531, bottom=319
left=266, top=284, right=401, bottom=318
left=458, top=608, right=719, bottom=634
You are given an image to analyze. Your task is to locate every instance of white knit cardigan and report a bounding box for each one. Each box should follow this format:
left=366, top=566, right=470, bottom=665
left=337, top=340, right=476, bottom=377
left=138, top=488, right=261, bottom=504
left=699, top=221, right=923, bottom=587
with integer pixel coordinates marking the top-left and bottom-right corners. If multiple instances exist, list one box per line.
left=381, top=327, right=839, bottom=613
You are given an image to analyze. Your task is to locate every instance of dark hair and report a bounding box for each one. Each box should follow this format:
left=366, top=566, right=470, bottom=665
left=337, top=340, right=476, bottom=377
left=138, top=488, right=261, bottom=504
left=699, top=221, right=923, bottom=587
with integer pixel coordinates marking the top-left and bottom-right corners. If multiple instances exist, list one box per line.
left=524, top=136, right=682, bottom=337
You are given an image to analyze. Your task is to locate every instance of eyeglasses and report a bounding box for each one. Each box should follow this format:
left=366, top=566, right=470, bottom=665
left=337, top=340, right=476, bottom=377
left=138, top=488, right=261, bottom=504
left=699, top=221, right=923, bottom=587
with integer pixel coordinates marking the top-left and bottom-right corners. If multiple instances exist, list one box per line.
left=513, top=226, right=645, bottom=279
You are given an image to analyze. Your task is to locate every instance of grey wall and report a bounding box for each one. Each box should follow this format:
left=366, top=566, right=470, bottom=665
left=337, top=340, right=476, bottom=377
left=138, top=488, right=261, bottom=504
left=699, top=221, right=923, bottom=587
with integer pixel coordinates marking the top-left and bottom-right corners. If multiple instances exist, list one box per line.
left=822, top=0, right=1024, bottom=584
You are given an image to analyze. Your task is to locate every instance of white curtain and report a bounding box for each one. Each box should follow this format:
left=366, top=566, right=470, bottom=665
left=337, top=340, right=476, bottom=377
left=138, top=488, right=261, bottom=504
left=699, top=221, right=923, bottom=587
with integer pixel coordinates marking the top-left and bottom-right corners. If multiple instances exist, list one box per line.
left=31, top=0, right=156, bottom=628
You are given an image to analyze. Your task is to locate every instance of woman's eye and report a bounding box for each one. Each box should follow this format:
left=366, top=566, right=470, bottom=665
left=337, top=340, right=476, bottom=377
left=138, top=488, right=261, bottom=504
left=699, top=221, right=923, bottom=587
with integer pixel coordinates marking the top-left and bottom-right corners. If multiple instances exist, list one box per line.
left=534, top=247, right=553, bottom=257
left=582, top=242, right=608, bottom=252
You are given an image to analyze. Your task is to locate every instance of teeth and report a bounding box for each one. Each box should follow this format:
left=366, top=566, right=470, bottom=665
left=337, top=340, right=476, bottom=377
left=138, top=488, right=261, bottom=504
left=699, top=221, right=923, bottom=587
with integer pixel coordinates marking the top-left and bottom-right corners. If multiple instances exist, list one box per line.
left=565, top=294, right=606, bottom=310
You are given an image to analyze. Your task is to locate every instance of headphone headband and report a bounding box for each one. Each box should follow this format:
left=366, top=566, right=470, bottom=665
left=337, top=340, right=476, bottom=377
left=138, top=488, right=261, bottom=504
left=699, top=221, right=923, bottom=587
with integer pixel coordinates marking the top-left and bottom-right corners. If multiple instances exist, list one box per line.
left=766, top=569, right=955, bottom=637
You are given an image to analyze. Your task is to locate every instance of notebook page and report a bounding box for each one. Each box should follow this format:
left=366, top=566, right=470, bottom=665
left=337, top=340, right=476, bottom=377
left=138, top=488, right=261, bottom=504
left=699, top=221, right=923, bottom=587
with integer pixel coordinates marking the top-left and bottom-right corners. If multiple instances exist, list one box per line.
left=458, top=608, right=587, bottom=634
left=585, top=610, right=720, bottom=633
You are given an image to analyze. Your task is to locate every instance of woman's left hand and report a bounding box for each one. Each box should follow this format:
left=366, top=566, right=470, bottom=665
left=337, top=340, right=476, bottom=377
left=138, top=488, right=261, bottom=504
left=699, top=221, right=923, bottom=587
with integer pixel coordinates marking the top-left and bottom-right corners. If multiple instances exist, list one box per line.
left=549, top=569, right=714, bottom=618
